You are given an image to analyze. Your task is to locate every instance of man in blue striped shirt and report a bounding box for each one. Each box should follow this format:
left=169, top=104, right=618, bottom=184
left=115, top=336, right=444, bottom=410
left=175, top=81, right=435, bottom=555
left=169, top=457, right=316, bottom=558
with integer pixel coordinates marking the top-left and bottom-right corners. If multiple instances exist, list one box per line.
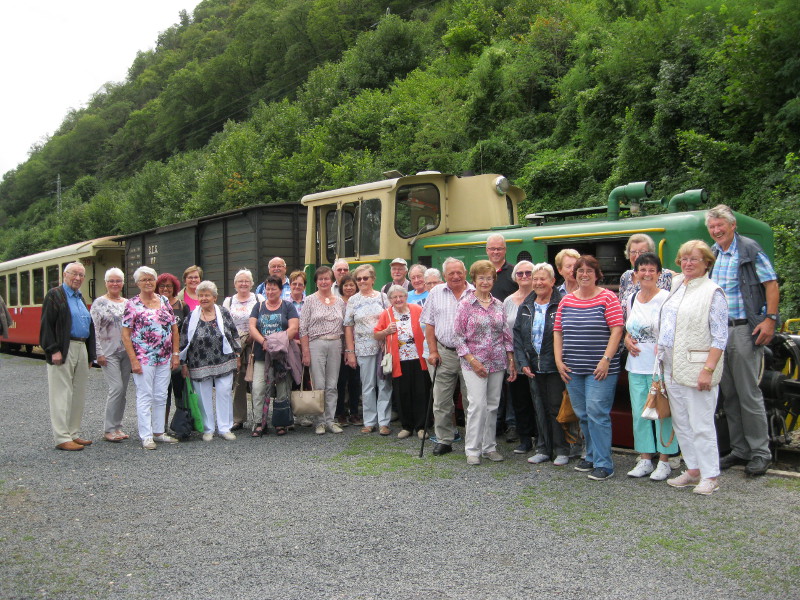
left=707, top=205, right=779, bottom=476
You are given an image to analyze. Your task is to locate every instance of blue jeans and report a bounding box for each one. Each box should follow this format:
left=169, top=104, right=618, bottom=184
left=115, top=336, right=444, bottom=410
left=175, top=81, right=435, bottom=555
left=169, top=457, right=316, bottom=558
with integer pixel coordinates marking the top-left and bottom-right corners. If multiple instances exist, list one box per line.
left=566, top=373, right=618, bottom=471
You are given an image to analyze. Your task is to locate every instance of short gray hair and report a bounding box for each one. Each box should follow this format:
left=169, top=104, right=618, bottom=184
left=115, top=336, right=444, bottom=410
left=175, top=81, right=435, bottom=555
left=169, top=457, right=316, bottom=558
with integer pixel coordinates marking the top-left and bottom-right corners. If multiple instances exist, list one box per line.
left=705, top=204, right=737, bottom=226
left=532, top=262, right=555, bottom=280
left=486, top=233, right=506, bottom=247
left=64, top=262, right=85, bottom=275
left=624, top=234, right=656, bottom=259
left=133, top=266, right=157, bottom=283
left=333, top=259, right=350, bottom=270
left=409, top=264, right=427, bottom=278
left=511, top=260, right=534, bottom=280
left=424, top=268, right=442, bottom=282
left=234, top=269, right=254, bottom=284
left=441, top=257, right=465, bottom=273
left=196, top=280, right=218, bottom=297
left=104, top=267, right=124, bottom=282
left=387, top=284, right=408, bottom=299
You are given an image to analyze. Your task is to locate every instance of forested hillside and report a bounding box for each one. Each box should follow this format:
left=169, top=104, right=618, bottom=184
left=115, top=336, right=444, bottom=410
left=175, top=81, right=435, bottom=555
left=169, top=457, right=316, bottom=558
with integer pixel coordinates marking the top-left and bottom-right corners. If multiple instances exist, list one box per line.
left=1, top=0, right=798, bottom=313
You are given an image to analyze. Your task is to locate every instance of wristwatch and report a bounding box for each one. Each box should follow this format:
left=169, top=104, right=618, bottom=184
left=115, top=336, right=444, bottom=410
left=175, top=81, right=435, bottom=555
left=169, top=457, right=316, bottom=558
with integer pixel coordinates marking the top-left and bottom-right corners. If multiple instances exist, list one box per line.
left=765, top=313, right=778, bottom=321
left=602, top=355, right=611, bottom=362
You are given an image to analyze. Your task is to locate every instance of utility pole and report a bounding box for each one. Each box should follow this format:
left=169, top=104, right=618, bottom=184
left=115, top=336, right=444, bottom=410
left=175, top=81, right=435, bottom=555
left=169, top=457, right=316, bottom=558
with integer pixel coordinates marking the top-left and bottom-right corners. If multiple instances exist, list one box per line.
left=56, top=174, right=61, bottom=212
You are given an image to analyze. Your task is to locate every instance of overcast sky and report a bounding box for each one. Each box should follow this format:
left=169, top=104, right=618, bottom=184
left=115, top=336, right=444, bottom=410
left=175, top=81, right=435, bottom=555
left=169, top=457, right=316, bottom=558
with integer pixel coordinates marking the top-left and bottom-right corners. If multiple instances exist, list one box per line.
left=0, top=0, right=202, bottom=179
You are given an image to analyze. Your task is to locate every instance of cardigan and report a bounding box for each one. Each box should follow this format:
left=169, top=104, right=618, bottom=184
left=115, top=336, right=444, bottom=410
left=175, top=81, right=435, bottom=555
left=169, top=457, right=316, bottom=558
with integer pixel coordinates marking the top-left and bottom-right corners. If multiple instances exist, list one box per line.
left=374, top=303, right=427, bottom=378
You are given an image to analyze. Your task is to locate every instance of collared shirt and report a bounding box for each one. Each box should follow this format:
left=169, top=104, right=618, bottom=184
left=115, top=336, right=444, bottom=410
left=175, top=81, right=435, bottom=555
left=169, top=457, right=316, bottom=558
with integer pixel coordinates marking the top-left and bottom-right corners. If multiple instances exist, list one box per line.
left=711, top=236, right=776, bottom=319
left=420, top=282, right=475, bottom=348
left=255, top=278, right=296, bottom=302
left=63, top=283, right=91, bottom=338
left=454, top=294, right=513, bottom=373
left=490, top=261, right=518, bottom=301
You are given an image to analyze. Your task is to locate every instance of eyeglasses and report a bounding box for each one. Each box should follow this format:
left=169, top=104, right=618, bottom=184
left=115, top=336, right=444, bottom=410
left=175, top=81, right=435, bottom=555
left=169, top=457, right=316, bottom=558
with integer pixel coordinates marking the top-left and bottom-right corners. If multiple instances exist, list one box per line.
left=680, top=257, right=702, bottom=264
left=355, top=276, right=372, bottom=282
left=515, top=271, right=532, bottom=278
left=629, top=250, right=648, bottom=257
left=66, top=271, right=86, bottom=278
left=486, top=247, right=505, bottom=252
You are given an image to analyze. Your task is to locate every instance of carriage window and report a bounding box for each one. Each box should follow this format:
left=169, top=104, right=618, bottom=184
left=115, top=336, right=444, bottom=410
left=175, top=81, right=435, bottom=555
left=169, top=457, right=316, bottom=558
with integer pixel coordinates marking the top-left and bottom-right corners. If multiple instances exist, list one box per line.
left=9, top=273, right=18, bottom=306
left=47, top=265, right=60, bottom=290
left=325, top=209, right=338, bottom=264
left=20, top=271, right=30, bottom=305
left=0, top=275, right=6, bottom=301
left=395, top=184, right=440, bottom=239
left=341, top=203, right=356, bottom=257
left=33, top=269, right=45, bottom=304
left=360, top=198, right=381, bottom=255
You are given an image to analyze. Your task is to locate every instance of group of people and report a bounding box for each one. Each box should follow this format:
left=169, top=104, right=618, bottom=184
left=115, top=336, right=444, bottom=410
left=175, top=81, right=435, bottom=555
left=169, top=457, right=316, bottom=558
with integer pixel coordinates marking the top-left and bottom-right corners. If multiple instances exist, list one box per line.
left=40, top=204, right=781, bottom=496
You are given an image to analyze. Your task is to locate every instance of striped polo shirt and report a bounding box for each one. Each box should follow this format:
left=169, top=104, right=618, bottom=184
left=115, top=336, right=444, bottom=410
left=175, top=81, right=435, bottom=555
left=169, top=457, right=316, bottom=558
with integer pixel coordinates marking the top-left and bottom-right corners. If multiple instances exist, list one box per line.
left=554, top=289, right=624, bottom=375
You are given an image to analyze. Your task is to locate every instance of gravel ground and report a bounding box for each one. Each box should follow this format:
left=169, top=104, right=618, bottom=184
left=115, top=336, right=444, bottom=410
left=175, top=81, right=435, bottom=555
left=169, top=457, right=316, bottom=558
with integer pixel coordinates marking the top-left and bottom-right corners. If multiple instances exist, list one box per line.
left=1, top=353, right=798, bottom=600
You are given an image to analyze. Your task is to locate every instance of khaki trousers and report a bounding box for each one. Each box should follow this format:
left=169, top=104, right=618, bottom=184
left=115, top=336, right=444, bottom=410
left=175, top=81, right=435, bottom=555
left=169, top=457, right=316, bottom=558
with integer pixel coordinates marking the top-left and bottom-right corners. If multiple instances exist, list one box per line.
left=47, top=341, right=89, bottom=445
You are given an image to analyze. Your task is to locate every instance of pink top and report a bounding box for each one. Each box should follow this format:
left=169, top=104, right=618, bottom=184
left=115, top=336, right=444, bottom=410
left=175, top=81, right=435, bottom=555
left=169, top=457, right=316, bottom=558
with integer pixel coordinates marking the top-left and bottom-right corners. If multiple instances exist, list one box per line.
left=454, top=293, right=513, bottom=373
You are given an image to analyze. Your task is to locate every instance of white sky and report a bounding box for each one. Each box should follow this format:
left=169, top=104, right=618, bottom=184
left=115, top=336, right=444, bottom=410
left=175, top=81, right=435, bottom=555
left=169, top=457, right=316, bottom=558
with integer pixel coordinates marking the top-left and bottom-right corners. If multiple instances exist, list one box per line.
left=0, top=0, right=202, bottom=179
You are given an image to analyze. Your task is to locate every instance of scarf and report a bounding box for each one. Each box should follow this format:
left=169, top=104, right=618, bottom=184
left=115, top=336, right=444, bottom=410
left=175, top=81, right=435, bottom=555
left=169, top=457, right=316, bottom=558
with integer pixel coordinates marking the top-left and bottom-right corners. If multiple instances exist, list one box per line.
left=179, top=304, right=233, bottom=361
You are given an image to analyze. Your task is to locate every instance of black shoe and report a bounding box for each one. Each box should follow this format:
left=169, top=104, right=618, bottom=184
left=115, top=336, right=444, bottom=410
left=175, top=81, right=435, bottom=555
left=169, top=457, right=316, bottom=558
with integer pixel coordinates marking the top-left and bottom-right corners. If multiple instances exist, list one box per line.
left=744, top=455, right=770, bottom=476
left=719, top=453, right=747, bottom=470
left=505, top=426, right=519, bottom=443
left=512, top=439, right=533, bottom=454
left=574, top=459, right=593, bottom=472
left=432, top=443, right=452, bottom=456
left=231, top=422, right=243, bottom=431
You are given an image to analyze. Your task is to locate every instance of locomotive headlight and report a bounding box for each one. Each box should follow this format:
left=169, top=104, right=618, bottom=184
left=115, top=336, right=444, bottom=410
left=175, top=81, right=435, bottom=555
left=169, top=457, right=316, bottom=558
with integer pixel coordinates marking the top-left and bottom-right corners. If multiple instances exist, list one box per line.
left=494, top=176, right=509, bottom=196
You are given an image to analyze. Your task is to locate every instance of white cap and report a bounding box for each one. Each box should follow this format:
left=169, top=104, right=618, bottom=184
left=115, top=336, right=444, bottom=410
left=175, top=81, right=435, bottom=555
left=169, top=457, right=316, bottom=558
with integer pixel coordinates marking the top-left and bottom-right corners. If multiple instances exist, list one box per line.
left=390, top=257, right=408, bottom=267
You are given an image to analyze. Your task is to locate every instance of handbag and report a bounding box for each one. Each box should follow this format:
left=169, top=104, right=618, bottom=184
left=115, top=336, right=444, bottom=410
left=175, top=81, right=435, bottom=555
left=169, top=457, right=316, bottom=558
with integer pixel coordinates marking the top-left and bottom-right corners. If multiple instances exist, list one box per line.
left=381, top=305, right=395, bottom=375
left=290, top=367, right=324, bottom=416
left=170, top=383, right=193, bottom=440
left=183, top=377, right=205, bottom=433
left=244, top=339, right=255, bottom=383
left=556, top=389, right=580, bottom=445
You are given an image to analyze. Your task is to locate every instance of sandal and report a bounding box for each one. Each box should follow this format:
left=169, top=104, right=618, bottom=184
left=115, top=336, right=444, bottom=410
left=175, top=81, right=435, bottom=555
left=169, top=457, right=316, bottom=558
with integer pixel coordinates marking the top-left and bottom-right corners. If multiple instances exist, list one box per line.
left=251, top=426, right=264, bottom=438
left=275, top=427, right=287, bottom=436
left=361, top=426, right=375, bottom=434
left=115, top=430, right=129, bottom=439
left=104, top=432, right=123, bottom=442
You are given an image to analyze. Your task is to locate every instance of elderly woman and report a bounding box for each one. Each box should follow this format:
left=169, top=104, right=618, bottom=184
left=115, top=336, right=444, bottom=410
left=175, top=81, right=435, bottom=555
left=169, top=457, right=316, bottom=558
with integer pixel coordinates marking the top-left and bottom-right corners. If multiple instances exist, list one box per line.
left=336, top=274, right=362, bottom=426
left=156, top=272, right=188, bottom=429
left=177, top=265, right=203, bottom=312
left=223, top=269, right=263, bottom=430
left=454, top=260, right=517, bottom=465
left=659, top=241, right=727, bottom=495
left=619, top=234, right=673, bottom=315
left=624, top=253, right=678, bottom=480
left=248, top=276, right=299, bottom=437
left=91, top=268, right=131, bottom=442
left=407, top=264, right=429, bottom=305
left=555, top=248, right=580, bottom=295
left=343, top=265, right=391, bottom=434
left=503, top=261, right=537, bottom=454
left=300, top=266, right=346, bottom=435
left=514, top=263, right=569, bottom=465
left=288, top=270, right=307, bottom=316
left=554, top=255, right=624, bottom=481
left=180, top=280, right=241, bottom=441
left=122, top=266, right=181, bottom=450
left=374, top=285, right=428, bottom=438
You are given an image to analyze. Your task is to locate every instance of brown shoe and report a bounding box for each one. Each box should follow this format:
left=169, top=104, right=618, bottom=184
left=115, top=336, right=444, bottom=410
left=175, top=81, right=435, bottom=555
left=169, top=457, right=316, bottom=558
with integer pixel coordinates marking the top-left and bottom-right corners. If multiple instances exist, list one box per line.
left=72, top=438, right=93, bottom=446
left=56, top=441, right=84, bottom=451
left=379, top=426, right=391, bottom=436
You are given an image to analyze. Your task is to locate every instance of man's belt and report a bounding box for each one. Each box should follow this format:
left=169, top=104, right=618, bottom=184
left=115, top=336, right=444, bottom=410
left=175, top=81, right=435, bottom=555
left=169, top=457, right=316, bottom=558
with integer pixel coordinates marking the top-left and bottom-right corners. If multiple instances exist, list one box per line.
left=728, top=319, right=748, bottom=326
left=70, top=337, right=88, bottom=342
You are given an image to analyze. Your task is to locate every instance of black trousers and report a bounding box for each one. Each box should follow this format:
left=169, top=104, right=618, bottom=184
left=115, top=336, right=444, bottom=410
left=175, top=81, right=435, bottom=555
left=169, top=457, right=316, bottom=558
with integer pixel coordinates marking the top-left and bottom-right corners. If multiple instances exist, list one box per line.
left=395, top=359, right=430, bottom=432
left=530, top=371, right=569, bottom=457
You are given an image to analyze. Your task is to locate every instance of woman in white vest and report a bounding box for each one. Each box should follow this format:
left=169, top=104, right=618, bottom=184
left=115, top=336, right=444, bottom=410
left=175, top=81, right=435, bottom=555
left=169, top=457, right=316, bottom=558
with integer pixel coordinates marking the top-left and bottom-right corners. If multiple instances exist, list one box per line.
left=657, top=240, right=728, bottom=495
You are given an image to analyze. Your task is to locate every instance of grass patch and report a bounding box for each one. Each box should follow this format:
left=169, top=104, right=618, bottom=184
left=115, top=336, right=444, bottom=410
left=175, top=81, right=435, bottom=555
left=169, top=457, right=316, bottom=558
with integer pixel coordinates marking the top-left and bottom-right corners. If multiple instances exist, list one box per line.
left=330, top=435, right=457, bottom=479
left=765, top=477, right=800, bottom=492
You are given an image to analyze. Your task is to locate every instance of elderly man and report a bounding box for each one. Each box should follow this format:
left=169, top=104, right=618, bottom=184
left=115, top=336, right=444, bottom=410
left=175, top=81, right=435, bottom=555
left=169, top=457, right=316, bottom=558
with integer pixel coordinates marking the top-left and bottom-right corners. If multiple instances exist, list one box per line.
left=421, top=258, right=475, bottom=455
left=381, top=258, right=412, bottom=294
left=255, top=257, right=293, bottom=300
left=707, top=204, right=779, bottom=476
left=486, top=234, right=517, bottom=301
left=331, top=259, right=350, bottom=296
left=40, top=262, right=97, bottom=451
left=555, top=248, right=580, bottom=295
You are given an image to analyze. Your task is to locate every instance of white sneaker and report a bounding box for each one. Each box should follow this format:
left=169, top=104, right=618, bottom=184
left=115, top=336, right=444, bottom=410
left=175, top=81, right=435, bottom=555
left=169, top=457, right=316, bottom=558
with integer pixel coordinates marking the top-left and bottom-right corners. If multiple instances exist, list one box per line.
left=527, top=453, right=550, bottom=464
left=627, top=459, right=654, bottom=478
left=154, top=434, right=178, bottom=444
left=327, top=423, right=343, bottom=434
left=315, top=424, right=326, bottom=435
left=650, top=460, right=672, bottom=481
left=397, top=429, right=412, bottom=439
left=221, top=432, right=236, bottom=441
left=553, top=455, right=569, bottom=466
left=202, top=433, right=213, bottom=442
left=142, top=437, right=156, bottom=450
left=693, top=478, right=720, bottom=495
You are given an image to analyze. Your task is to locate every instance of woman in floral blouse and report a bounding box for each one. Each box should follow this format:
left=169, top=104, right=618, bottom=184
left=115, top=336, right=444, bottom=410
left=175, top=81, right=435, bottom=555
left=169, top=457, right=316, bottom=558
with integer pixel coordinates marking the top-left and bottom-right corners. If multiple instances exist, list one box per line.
left=122, top=266, right=181, bottom=450
left=454, top=260, right=517, bottom=466
left=91, top=267, right=131, bottom=442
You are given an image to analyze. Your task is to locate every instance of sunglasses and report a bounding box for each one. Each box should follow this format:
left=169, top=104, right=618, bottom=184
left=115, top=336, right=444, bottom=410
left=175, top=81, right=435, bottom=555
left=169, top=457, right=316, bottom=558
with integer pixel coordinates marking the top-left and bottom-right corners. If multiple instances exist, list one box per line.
left=355, top=276, right=372, bottom=282
left=516, top=271, right=532, bottom=278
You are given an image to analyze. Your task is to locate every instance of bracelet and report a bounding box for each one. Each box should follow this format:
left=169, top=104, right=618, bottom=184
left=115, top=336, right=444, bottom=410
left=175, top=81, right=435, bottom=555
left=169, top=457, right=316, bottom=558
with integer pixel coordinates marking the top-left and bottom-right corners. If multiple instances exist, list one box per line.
left=344, top=349, right=355, bottom=353
left=702, top=366, right=714, bottom=373
left=172, top=352, right=179, bottom=356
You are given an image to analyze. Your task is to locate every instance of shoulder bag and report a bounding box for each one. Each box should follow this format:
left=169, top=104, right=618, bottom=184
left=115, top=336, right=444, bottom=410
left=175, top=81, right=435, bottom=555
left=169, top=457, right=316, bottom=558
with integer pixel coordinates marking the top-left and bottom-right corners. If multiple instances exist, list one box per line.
left=381, top=308, right=394, bottom=375
left=290, top=367, right=324, bottom=416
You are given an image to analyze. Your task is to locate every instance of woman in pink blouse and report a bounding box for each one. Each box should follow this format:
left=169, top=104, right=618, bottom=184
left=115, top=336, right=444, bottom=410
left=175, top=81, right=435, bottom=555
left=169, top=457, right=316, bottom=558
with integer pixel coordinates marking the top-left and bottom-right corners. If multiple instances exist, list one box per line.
left=454, top=260, right=517, bottom=465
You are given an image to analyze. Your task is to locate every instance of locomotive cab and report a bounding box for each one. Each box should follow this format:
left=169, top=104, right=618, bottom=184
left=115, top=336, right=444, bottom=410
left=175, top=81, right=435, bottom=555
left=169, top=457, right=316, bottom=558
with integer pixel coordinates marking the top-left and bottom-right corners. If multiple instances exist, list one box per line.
left=300, top=172, right=525, bottom=284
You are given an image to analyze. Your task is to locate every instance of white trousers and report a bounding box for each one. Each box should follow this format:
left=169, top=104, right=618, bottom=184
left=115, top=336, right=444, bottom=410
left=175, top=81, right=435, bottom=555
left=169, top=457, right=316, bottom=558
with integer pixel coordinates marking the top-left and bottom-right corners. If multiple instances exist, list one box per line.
left=47, top=340, right=89, bottom=444
left=462, top=369, right=504, bottom=457
left=664, top=355, right=720, bottom=479
left=132, top=363, right=171, bottom=440
left=193, top=372, right=235, bottom=434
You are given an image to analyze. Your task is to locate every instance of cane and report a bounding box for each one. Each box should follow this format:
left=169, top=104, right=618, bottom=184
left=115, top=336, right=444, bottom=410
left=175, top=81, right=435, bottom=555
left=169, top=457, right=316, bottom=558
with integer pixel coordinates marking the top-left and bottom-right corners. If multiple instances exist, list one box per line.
left=418, top=365, right=438, bottom=458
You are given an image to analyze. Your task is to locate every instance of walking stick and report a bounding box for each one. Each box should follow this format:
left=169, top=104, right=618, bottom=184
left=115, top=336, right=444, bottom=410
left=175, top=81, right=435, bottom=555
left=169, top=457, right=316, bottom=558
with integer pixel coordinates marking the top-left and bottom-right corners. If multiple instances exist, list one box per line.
left=418, top=365, right=438, bottom=458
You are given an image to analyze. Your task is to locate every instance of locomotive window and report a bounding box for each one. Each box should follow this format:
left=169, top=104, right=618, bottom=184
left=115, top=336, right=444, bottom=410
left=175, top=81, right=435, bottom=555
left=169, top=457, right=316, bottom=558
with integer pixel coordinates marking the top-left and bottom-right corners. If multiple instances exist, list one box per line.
left=9, top=273, right=18, bottom=306
left=46, top=265, right=60, bottom=290
left=20, top=271, right=31, bottom=306
left=360, top=198, right=381, bottom=256
left=507, top=196, right=515, bottom=225
left=395, top=184, right=440, bottom=239
left=325, top=209, right=338, bottom=264
left=341, top=203, right=356, bottom=257
left=33, top=268, right=44, bottom=304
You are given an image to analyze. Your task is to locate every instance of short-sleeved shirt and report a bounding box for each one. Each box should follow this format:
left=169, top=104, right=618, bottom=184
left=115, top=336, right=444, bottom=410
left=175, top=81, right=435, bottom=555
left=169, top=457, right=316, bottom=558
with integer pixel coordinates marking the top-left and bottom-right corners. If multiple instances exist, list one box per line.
left=343, top=292, right=388, bottom=356
left=407, top=289, right=429, bottom=306
left=420, top=282, right=475, bottom=348
left=225, top=293, right=261, bottom=337
left=554, top=289, right=624, bottom=375
left=91, top=296, right=127, bottom=356
left=122, top=295, right=176, bottom=366
left=624, top=289, right=668, bottom=374
left=711, top=235, right=777, bottom=319
left=250, top=300, right=299, bottom=361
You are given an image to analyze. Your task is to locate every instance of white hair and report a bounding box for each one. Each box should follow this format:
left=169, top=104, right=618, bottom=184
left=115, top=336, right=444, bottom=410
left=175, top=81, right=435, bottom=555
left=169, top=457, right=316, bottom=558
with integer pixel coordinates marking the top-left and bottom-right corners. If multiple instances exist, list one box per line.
left=63, top=262, right=85, bottom=275
left=424, top=268, right=442, bottom=281
left=531, top=262, right=555, bottom=280
left=486, top=233, right=506, bottom=247
left=333, top=259, right=349, bottom=270
left=133, top=266, right=157, bottom=283
left=387, top=284, right=409, bottom=299
left=104, top=267, right=124, bottom=282
left=511, top=260, right=534, bottom=280
left=234, top=269, right=254, bottom=284
left=441, top=257, right=465, bottom=273
left=408, top=264, right=427, bottom=277
left=705, top=204, right=737, bottom=226
left=196, top=280, right=218, bottom=297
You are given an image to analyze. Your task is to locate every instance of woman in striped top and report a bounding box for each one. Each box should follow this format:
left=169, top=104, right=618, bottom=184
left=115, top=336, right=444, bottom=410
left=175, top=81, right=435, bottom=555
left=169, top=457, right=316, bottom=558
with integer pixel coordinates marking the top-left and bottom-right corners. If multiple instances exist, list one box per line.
left=554, top=255, right=624, bottom=481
